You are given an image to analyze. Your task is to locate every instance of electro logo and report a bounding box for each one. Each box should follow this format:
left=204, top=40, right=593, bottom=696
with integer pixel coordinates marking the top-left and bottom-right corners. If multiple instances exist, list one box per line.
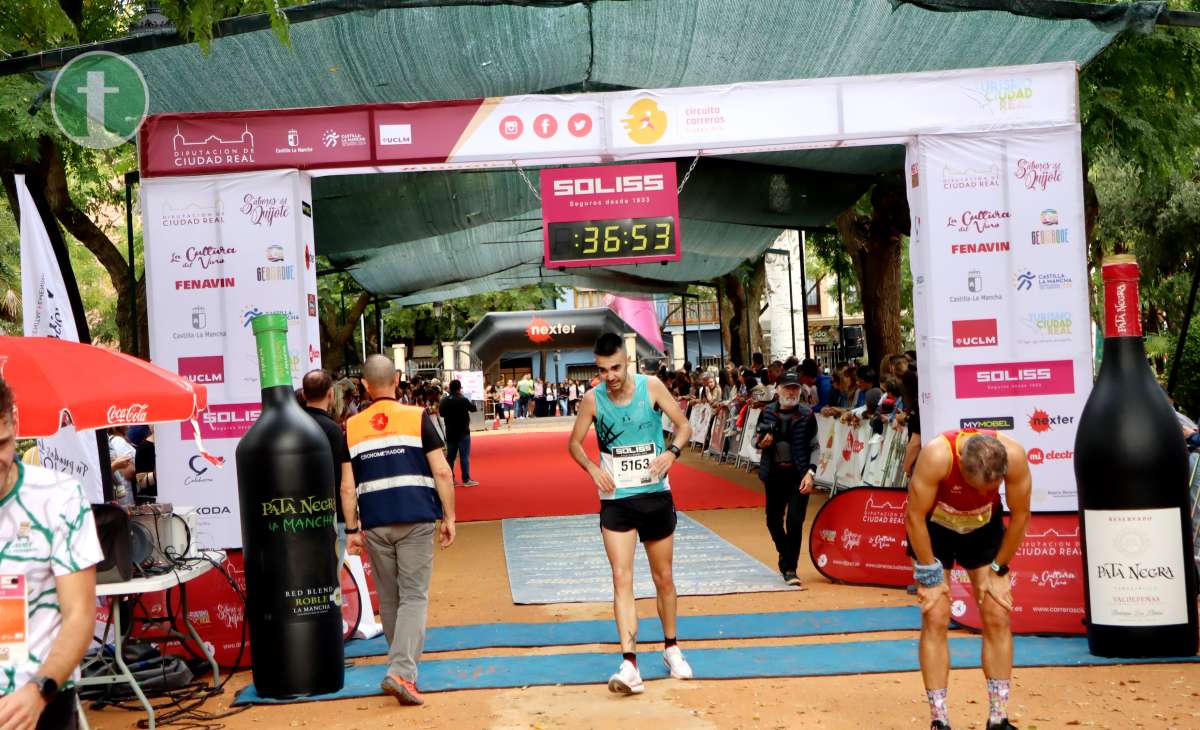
left=1027, top=447, right=1072, bottom=465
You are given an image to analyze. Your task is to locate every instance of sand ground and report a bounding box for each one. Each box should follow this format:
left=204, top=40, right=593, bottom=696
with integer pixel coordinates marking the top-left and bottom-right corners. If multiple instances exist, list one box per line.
left=84, top=426, right=1200, bottom=730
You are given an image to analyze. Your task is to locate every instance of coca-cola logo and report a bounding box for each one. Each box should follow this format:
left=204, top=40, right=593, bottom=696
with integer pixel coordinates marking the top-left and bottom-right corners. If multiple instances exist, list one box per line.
left=945, top=209, right=1010, bottom=234
left=240, top=194, right=290, bottom=227
left=170, top=245, right=236, bottom=270
left=1014, top=159, right=1063, bottom=191
left=107, top=403, right=149, bottom=424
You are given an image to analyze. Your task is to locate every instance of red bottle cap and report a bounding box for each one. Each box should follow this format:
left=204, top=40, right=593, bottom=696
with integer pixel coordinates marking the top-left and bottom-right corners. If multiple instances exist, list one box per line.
left=1102, top=254, right=1141, bottom=338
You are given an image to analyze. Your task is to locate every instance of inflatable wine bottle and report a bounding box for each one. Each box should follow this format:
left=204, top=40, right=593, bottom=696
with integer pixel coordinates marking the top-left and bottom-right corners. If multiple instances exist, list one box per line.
left=236, top=313, right=344, bottom=696
left=1074, top=255, right=1198, bottom=657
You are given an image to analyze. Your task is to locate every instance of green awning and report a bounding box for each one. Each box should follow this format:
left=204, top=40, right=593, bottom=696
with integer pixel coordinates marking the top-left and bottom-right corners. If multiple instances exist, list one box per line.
left=114, top=0, right=1139, bottom=301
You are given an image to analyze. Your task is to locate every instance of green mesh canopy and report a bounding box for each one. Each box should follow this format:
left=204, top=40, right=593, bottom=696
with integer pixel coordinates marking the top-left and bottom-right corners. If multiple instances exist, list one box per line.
left=119, top=0, right=1135, bottom=301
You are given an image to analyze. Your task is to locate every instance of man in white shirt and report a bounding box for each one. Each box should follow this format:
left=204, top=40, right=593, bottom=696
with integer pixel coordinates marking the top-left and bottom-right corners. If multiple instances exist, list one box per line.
left=0, top=374, right=103, bottom=729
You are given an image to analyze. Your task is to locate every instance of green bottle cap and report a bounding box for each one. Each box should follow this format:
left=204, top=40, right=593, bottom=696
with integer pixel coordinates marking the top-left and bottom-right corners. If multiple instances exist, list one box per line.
left=250, top=312, right=292, bottom=389
left=251, top=312, right=289, bottom=336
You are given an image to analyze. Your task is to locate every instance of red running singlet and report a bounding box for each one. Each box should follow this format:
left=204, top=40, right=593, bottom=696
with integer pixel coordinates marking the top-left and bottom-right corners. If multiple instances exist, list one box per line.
left=929, top=429, right=1002, bottom=534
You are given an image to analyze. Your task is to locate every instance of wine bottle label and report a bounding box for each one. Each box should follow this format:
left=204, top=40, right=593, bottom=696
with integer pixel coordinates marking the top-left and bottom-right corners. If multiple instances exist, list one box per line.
left=1103, top=265, right=1141, bottom=338
left=255, top=332, right=292, bottom=389
left=1084, top=508, right=1188, bottom=627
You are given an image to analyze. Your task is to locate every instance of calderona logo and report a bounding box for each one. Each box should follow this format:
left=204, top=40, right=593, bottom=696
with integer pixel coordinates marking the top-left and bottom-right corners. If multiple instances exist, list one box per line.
left=526, top=317, right=577, bottom=344
left=185, top=455, right=214, bottom=485
left=621, top=99, right=668, bottom=144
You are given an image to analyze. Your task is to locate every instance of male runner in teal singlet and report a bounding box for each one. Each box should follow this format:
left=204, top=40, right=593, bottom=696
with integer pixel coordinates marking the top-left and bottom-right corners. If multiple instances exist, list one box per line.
left=568, top=333, right=694, bottom=694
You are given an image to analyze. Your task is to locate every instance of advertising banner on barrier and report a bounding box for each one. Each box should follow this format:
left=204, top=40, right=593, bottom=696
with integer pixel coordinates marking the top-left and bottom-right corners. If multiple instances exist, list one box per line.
left=143, top=170, right=321, bottom=549
left=906, top=127, right=1092, bottom=512
left=949, top=513, right=1085, bottom=635
left=809, top=487, right=912, bottom=588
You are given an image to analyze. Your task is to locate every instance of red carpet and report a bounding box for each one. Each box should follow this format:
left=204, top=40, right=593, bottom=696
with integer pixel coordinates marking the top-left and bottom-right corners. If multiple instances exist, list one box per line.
left=452, top=430, right=765, bottom=522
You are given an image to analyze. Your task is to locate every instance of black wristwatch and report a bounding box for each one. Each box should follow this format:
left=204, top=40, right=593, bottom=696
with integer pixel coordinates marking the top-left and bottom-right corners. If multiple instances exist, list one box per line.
left=30, top=675, right=58, bottom=702
left=990, top=561, right=1010, bottom=577
left=667, top=444, right=682, bottom=458
left=344, top=526, right=361, bottom=534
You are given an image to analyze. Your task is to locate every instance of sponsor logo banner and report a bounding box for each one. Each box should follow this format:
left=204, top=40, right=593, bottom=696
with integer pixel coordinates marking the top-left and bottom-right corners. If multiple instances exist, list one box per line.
left=170, top=245, right=235, bottom=270
left=945, top=209, right=1009, bottom=234
left=960, top=416, right=1015, bottom=431
left=950, top=515, right=1084, bottom=635
left=954, top=360, right=1075, bottom=399
left=809, top=488, right=911, bottom=589
left=1014, top=158, right=1064, bottom=191
left=1014, top=270, right=1072, bottom=292
left=952, top=318, right=998, bottom=348
left=1019, top=310, right=1072, bottom=342
left=180, top=403, right=262, bottom=440
left=177, top=355, right=224, bottom=385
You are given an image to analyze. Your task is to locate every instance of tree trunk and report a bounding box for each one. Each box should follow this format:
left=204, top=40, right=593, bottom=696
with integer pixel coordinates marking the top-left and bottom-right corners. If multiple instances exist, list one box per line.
left=718, top=272, right=748, bottom=366
left=746, top=256, right=768, bottom=358
left=834, top=181, right=908, bottom=371
left=320, top=290, right=372, bottom=374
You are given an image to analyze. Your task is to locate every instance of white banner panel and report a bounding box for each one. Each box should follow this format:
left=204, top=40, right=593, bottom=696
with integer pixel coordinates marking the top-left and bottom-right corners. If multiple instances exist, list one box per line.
left=909, top=127, right=1092, bottom=512
left=143, top=170, right=321, bottom=548
left=16, top=175, right=104, bottom=503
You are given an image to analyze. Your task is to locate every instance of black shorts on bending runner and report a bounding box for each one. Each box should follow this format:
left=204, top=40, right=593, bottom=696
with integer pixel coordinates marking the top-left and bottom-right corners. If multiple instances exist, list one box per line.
left=907, top=507, right=1005, bottom=570
left=599, top=491, right=677, bottom=543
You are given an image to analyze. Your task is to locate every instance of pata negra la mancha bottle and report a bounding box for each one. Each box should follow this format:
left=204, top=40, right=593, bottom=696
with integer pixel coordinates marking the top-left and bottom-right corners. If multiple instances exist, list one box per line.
left=236, top=313, right=343, bottom=696
left=1074, top=255, right=1198, bottom=657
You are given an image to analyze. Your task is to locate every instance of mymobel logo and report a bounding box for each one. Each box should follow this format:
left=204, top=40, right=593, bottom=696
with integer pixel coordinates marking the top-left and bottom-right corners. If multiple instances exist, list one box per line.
left=551, top=174, right=665, bottom=196
left=52, top=51, right=148, bottom=150
left=960, top=416, right=1015, bottom=431
left=952, top=319, right=998, bottom=348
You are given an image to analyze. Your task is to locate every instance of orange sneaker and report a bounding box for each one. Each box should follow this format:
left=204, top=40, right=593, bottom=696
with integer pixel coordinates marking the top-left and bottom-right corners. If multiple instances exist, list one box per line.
left=380, top=673, right=424, bottom=705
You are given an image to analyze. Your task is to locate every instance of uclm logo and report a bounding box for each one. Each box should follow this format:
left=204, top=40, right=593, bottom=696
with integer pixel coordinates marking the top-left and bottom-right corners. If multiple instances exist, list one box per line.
left=954, top=360, right=1074, bottom=399
left=952, top=319, right=998, bottom=348
left=177, top=355, right=224, bottom=385
left=551, top=174, right=664, bottom=197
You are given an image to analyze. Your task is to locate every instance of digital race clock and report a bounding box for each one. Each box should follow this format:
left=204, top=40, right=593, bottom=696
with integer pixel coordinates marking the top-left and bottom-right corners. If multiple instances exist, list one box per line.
left=541, top=162, right=682, bottom=268
left=546, top=217, right=678, bottom=265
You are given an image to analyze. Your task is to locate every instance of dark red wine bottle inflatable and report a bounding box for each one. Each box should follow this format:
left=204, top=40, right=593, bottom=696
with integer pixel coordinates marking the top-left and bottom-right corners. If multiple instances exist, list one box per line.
left=1074, top=255, right=1198, bottom=657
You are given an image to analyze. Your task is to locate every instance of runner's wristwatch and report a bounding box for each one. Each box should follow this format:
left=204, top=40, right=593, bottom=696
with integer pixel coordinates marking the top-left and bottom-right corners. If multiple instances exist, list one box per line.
left=344, top=526, right=361, bottom=534
left=990, top=561, right=1010, bottom=577
left=30, top=675, right=58, bottom=701
left=667, top=445, right=682, bottom=458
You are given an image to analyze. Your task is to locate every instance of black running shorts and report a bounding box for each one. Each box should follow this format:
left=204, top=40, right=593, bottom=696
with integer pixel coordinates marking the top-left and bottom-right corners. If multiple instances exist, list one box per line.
left=907, top=507, right=1005, bottom=570
left=599, top=491, right=677, bottom=543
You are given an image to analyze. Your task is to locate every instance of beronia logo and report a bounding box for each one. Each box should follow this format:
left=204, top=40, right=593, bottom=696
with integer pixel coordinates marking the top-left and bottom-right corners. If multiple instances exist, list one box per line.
left=526, top=317, right=577, bottom=344
left=960, top=416, right=1015, bottom=431
left=952, top=319, right=998, bottom=348
left=551, top=174, right=664, bottom=197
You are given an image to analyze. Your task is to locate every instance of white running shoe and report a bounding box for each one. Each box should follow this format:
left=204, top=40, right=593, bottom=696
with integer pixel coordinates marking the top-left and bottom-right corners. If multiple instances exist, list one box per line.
left=607, top=659, right=644, bottom=694
left=663, top=645, right=693, bottom=679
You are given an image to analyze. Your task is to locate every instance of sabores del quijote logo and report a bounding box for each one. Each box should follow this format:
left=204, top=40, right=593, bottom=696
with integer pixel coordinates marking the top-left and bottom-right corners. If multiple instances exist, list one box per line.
left=1014, top=158, right=1063, bottom=191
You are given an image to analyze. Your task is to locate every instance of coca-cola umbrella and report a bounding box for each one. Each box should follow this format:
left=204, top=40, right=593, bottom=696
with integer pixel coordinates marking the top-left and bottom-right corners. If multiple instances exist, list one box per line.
left=0, top=337, right=218, bottom=463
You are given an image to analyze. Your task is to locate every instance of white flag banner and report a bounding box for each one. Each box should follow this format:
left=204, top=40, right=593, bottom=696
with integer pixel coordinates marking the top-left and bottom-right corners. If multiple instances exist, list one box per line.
left=16, top=175, right=104, bottom=503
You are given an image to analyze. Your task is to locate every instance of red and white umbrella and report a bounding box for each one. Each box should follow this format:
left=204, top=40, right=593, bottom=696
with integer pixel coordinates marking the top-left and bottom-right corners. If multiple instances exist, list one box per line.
left=0, top=336, right=221, bottom=465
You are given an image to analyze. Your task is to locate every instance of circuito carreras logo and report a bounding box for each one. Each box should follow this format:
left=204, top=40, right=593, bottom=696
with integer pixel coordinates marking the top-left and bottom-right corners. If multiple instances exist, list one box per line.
left=622, top=99, right=668, bottom=145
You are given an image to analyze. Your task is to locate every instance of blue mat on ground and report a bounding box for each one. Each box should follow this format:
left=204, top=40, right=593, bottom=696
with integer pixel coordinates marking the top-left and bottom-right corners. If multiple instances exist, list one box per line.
left=236, top=635, right=1200, bottom=704
left=502, top=513, right=795, bottom=604
left=344, top=606, right=923, bottom=658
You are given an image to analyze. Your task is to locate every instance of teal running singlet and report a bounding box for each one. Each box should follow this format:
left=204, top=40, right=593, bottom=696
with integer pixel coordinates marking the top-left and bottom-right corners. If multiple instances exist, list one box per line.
left=593, top=373, right=670, bottom=500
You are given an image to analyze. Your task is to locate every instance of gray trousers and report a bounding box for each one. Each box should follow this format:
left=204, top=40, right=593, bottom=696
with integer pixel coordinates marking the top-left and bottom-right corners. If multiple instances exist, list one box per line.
left=364, top=521, right=435, bottom=682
